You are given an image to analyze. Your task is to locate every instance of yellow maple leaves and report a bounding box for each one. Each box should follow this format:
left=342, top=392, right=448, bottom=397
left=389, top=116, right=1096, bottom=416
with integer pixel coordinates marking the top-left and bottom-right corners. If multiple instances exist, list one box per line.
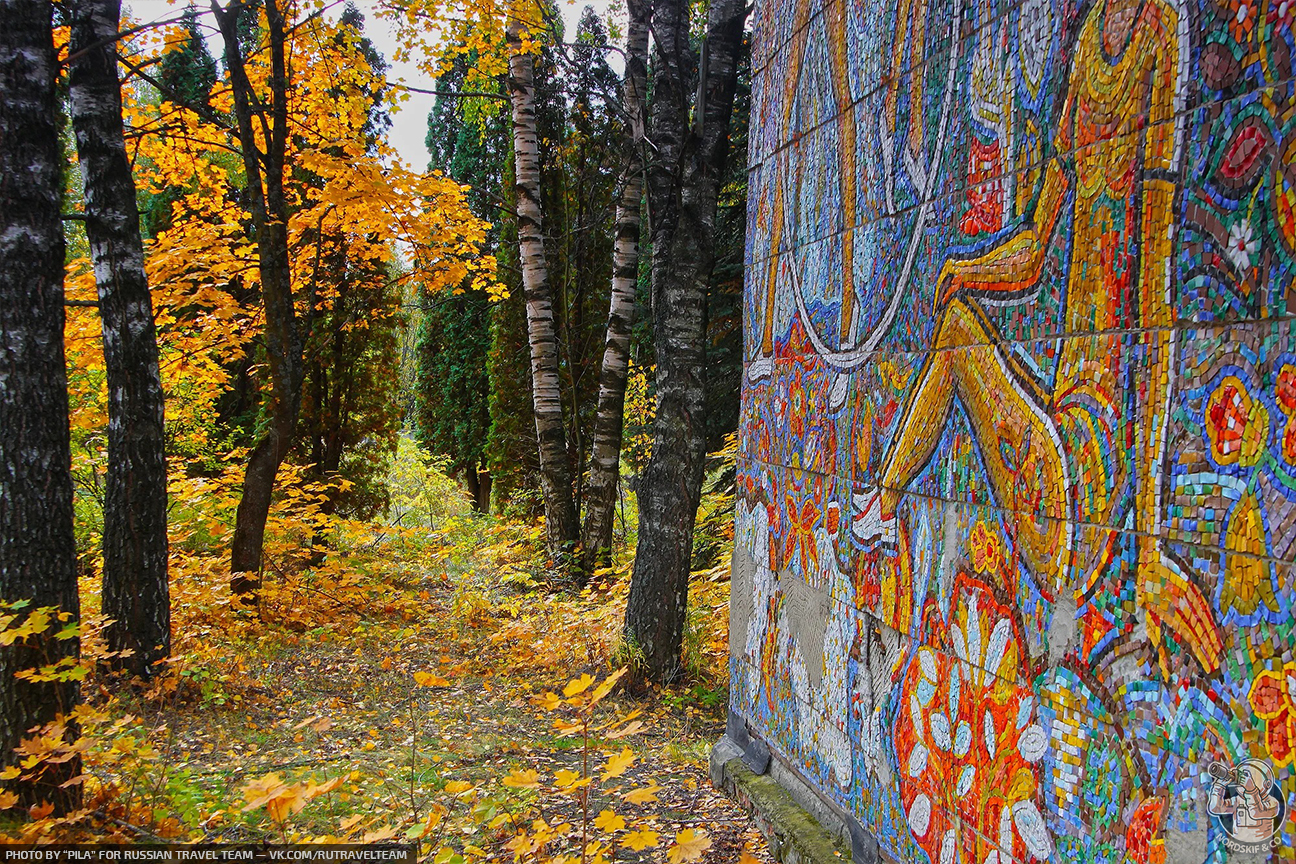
left=601, top=746, right=635, bottom=781
left=621, top=827, right=660, bottom=851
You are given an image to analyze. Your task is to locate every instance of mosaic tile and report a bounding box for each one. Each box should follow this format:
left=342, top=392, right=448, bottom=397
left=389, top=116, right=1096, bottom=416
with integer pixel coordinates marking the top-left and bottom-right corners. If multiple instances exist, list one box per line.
left=735, top=0, right=1296, bottom=856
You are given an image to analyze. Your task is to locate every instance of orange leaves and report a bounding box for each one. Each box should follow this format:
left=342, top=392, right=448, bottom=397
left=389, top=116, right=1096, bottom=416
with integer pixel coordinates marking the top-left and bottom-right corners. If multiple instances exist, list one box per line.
left=240, top=772, right=342, bottom=825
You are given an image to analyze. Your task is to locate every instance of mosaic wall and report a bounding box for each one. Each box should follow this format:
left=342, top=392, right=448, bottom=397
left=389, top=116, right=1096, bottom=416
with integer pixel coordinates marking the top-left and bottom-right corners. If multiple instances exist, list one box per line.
left=732, top=0, right=1296, bottom=858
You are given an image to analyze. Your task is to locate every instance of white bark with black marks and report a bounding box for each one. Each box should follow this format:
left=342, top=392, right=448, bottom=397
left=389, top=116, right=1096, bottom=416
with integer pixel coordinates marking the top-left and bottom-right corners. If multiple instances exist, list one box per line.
left=508, top=15, right=579, bottom=562
left=68, top=0, right=171, bottom=679
left=624, top=0, right=748, bottom=682
left=0, top=0, right=83, bottom=812
left=579, top=0, right=650, bottom=578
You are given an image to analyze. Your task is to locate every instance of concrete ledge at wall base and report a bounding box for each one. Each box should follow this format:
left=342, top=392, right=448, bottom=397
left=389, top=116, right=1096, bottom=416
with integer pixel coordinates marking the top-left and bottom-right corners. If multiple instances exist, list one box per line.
left=710, top=734, right=859, bottom=864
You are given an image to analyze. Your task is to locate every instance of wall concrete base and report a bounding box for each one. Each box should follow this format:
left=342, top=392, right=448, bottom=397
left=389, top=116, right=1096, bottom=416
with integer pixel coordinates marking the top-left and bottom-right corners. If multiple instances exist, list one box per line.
left=710, top=735, right=860, bottom=864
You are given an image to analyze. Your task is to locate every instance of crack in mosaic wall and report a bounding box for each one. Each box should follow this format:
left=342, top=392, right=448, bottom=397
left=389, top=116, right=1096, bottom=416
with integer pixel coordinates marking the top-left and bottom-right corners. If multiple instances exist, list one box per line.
left=732, top=0, right=1296, bottom=858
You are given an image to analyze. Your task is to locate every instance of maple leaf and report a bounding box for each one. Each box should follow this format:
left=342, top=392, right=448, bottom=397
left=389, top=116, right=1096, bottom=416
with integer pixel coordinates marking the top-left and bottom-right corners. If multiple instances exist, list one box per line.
left=602, top=747, right=636, bottom=780
left=502, top=768, right=540, bottom=789
left=363, top=825, right=397, bottom=843
left=554, top=769, right=583, bottom=789
left=241, top=773, right=289, bottom=812
left=29, top=801, right=55, bottom=821
left=0, top=791, right=18, bottom=809
left=620, top=829, right=660, bottom=851
left=605, top=720, right=645, bottom=740
left=667, top=829, right=712, bottom=863
left=592, top=810, right=625, bottom=833
left=563, top=673, right=595, bottom=697
left=301, top=776, right=343, bottom=800
left=554, top=717, right=583, bottom=736
left=443, top=780, right=474, bottom=794
left=586, top=667, right=627, bottom=708
left=414, top=670, right=451, bottom=687
left=622, top=783, right=661, bottom=804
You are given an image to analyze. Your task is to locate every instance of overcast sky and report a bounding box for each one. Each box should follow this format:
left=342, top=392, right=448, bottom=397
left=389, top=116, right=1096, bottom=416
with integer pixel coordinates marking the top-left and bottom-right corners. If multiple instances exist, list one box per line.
left=127, top=0, right=622, bottom=170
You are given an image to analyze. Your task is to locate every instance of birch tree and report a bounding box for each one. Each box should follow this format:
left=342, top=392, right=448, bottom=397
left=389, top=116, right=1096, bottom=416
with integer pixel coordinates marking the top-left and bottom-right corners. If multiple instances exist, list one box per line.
left=0, top=0, right=83, bottom=811
left=579, top=0, right=649, bottom=576
left=624, top=0, right=748, bottom=681
left=508, top=11, right=579, bottom=561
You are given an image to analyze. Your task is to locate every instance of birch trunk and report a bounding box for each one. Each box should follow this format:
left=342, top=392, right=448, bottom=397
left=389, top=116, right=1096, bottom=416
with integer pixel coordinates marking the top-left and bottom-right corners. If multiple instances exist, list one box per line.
left=68, top=0, right=171, bottom=679
left=578, top=0, right=650, bottom=577
left=214, top=0, right=303, bottom=598
left=0, top=0, right=82, bottom=811
left=508, top=15, right=579, bottom=562
left=624, top=0, right=747, bottom=681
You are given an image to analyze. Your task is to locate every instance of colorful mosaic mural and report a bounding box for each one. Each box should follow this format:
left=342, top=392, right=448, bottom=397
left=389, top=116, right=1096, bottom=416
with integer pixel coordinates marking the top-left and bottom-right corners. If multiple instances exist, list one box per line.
left=733, top=0, right=1296, bottom=858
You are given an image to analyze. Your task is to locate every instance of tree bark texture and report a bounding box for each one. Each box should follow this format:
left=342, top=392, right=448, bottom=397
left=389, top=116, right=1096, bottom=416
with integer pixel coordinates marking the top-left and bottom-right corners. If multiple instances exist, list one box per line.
left=579, top=0, right=650, bottom=577
left=507, top=16, right=579, bottom=563
left=0, top=0, right=83, bottom=811
left=214, top=0, right=303, bottom=597
left=623, top=0, right=747, bottom=682
left=68, top=0, right=171, bottom=678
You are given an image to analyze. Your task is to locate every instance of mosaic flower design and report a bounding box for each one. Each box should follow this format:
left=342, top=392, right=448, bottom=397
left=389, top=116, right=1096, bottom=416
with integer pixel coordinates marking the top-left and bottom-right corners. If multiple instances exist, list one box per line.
left=895, top=572, right=1051, bottom=864
left=783, top=493, right=822, bottom=576
left=1277, top=364, right=1296, bottom=463
left=969, top=520, right=1004, bottom=577
left=1226, top=221, right=1258, bottom=271
left=1225, top=0, right=1259, bottom=43
left=1205, top=374, right=1269, bottom=466
left=1249, top=664, right=1296, bottom=767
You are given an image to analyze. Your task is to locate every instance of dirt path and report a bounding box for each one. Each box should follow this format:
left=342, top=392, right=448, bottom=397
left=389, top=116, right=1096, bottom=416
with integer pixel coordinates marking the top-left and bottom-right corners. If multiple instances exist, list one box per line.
left=104, top=554, right=771, bottom=863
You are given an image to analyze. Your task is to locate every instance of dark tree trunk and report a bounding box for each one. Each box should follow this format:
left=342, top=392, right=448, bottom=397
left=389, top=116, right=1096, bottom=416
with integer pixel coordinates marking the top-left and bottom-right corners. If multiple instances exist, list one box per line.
left=213, top=0, right=302, bottom=600
left=68, top=0, right=171, bottom=679
left=476, top=470, right=492, bottom=513
left=463, top=468, right=492, bottom=513
left=624, top=0, right=747, bottom=682
left=508, top=17, right=579, bottom=564
left=579, top=0, right=650, bottom=578
left=0, top=0, right=83, bottom=812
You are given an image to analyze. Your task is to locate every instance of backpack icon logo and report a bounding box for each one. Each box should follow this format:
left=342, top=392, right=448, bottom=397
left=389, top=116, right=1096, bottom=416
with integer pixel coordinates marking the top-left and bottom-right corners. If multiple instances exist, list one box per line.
left=1207, top=759, right=1285, bottom=852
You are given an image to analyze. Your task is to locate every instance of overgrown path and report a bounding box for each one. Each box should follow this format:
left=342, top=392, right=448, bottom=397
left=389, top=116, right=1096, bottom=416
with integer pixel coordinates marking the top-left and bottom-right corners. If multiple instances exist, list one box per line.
left=73, top=516, right=770, bottom=863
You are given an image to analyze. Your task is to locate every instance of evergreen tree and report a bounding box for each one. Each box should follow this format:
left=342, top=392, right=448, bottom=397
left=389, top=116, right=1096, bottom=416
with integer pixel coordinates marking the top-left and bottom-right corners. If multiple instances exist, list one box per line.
left=158, top=6, right=217, bottom=111
left=415, top=56, right=503, bottom=511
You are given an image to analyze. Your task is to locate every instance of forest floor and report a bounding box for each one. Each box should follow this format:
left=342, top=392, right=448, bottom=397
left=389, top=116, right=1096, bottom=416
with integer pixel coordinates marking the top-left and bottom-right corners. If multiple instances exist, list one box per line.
left=10, top=473, right=772, bottom=863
